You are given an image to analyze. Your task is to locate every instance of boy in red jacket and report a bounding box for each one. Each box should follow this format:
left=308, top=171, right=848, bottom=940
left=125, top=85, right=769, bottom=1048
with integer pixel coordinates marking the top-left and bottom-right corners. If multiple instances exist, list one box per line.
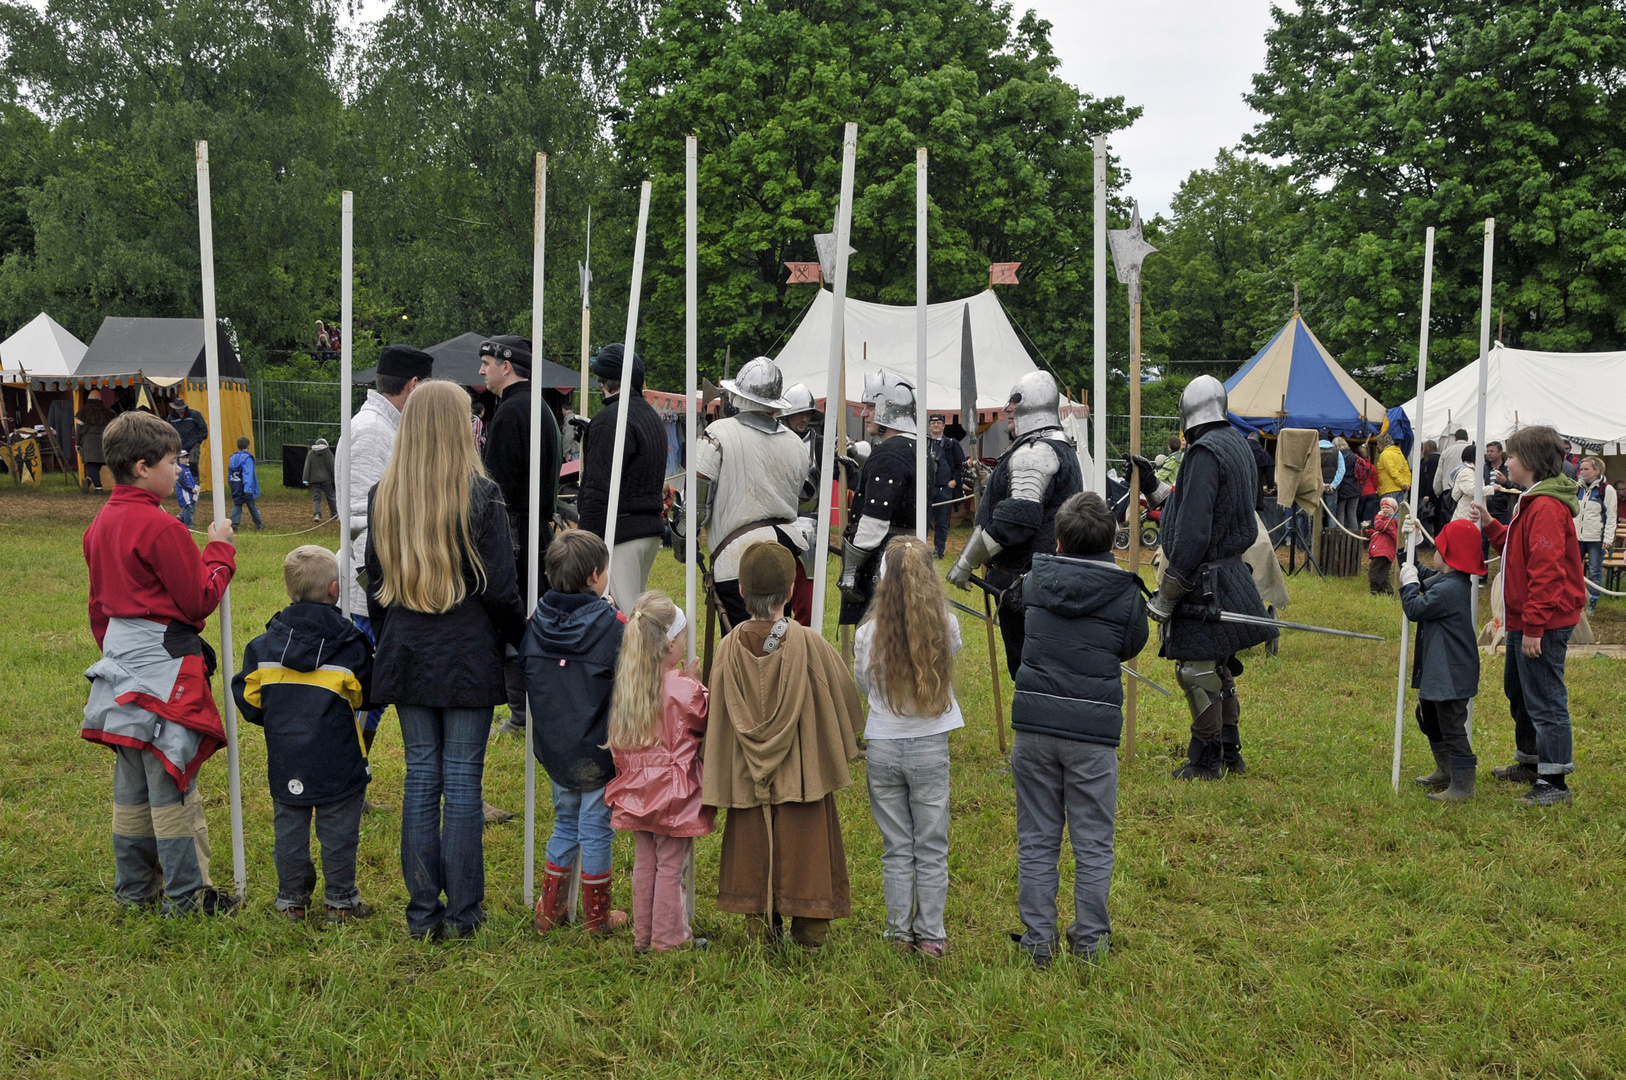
left=1470, top=425, right=1585, bottom=807
left=81, top=411, right=239, bottom=912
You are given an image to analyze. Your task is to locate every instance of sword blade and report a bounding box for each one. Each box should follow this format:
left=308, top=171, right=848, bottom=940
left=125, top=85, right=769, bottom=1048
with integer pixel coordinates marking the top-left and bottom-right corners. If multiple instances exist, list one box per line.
left=1217, top=610, right=1384, bottom=641
left=1121, top=664, right=1171, bottom=697
left=948, top=598, right=987, bottom=622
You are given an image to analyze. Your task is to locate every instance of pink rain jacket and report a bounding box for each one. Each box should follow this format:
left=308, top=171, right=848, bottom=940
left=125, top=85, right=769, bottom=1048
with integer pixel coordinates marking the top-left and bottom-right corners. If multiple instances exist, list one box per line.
left=605, top=670, right=715, bottom=837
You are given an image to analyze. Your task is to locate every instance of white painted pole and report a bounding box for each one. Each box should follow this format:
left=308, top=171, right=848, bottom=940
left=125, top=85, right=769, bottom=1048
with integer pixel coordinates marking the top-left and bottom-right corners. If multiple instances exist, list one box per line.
left=915, top=147, right=928, bottom=540
left=601, top=181, right=652, bottom=580
left=523, top=152, right=546, bottom=908
left=812, top=123, right=858, bottom=636
left=685, top=137, right=699, bottom=662
left=1092, top=136, right=1107, bottom=494
left=1468, top=218, right=1494, bottom=743
left=195, top=141, right=245, bottom=898
left=339, top=192, right=353, bottom=619
left=1391, top=227, right=1434, bottom=794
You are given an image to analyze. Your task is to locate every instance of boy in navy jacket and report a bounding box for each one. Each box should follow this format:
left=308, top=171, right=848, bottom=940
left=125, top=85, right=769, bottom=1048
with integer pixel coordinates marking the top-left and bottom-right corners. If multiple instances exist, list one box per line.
left=233, top=545, right=375, bottom=924
left=227, top=436, right=262, bottom=530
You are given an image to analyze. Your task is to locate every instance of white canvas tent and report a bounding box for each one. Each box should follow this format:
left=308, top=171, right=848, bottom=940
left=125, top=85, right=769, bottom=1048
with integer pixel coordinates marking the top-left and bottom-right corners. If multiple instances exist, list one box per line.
left=0, top=312, right=86, bottom=382
left=773, top=287, right=1043, bottom=411
left=1400, top=342, right=1626, bottom=453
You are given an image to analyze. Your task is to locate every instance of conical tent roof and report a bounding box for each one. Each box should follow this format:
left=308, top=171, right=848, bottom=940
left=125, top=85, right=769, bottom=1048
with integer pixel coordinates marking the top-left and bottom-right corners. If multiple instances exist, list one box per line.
left=0, top=312, right=86, bottom=379
left=1224, top=312, right=1385, bottom=436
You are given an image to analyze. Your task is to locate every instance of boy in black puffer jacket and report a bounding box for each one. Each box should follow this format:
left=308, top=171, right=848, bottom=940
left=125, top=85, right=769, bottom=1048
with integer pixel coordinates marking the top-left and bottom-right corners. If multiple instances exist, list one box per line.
left=1009, top=492, right=1149, bottom=966
left=233, top=545, right=375, bottom=926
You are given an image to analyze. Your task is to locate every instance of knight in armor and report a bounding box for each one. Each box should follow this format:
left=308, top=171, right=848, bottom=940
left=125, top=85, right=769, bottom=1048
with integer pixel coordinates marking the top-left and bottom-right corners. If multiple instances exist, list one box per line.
left=1144, top=375, right=1278, bottom=780
left=673, top=357, right=817, bottom=628
left=779, top=382, right=824, bottom=513
left=948, top=371, right=1084, bottom=670
left=837, top=376, right=919, bottom=624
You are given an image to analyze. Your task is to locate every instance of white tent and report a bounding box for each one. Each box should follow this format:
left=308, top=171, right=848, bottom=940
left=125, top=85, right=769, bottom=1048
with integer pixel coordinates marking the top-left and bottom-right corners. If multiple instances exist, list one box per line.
left=0, top=312, right=86, bottom=381
left=1400, top=343, right=1626, bottom=453
left=773, top=287, right=1043, bottom=411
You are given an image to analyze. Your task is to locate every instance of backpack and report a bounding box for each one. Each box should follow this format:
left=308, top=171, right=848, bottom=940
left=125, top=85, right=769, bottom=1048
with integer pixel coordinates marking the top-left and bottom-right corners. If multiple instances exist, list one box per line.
left=228, top=455, right=246, bottom=497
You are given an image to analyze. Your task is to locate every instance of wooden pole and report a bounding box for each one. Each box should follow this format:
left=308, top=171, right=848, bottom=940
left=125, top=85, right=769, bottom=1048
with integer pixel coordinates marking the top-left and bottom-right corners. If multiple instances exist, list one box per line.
left=522, top=152, right=546, bottom=907
left=1125, top=299, right=1142, bottom=761
left=195, top=141, right=245, bottom=899
left=1468, top=219, right=1495, bottom=743
left=1092, top=137, right=1107, bottom=494
left=580, top=206, right=591, bottom=419
left=836, top=346, right=852, bottom=665
left=1392, top=227, right=1435, bottom=793
left=983, top=587, right=1007, bottom=754
left=812, top=122, right=858, bottom=637
left=601, top=181, right=652, bottom=577
left=914, top=146, right=929, bottom=540
left=338, top=192, right=353, bottom=618
left=685, top=136, right=699, bottom=663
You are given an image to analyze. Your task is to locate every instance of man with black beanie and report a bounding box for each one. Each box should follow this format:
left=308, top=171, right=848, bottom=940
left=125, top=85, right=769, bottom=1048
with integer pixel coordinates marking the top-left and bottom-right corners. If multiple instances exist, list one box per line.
left=479, top=334, right=560, bottom=738
left=579, top=343, right=666, bottom=613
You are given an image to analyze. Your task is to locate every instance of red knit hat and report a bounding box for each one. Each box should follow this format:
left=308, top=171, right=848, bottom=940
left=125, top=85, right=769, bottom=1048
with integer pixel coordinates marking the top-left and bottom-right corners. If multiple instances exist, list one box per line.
left=1434, top=519, right=1488, bottom=577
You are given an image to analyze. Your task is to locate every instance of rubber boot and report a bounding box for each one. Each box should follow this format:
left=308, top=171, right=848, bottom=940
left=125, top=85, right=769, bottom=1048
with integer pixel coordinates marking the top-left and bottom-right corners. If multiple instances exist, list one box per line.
left=532, top=861, right=571, bottom=935
left=1172, top=736, right=1227, bottom=781
left=789, top=916, right=830, bottom=951
left=1414, top=742, right=1451, bottom=791
left=1219, top=726, right=1245, bottom=775
left=580, top=871, right=629, bottom=937
left=1427, top=755, right=1477, bottom=803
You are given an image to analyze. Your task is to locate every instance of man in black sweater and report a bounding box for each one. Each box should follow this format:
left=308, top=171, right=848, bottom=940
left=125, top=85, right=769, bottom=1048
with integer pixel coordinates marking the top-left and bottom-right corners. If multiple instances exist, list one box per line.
left=578, top=343, right=667, bottom=614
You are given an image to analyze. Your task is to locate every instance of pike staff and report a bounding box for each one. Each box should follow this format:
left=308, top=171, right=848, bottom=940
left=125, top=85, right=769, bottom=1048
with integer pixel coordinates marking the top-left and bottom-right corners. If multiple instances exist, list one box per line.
left=523, top=153, right=547, bottom=906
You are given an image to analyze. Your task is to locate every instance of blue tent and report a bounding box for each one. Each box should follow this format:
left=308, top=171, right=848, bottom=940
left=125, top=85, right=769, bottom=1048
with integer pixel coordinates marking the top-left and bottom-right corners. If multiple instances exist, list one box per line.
left=1223, top=313, right=1386, bottom=437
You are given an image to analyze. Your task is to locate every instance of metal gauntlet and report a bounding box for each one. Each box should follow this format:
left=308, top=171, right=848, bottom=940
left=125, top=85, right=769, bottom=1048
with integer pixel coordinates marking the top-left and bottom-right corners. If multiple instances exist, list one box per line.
left=947, top=526, right=1003, bottom=589
left=838, top=539, right=874, bottom=604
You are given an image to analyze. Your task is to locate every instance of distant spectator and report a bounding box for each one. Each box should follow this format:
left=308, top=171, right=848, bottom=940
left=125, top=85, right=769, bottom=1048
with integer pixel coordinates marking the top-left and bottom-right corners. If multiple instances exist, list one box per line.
left=76, top=395, right=112, bottom=493
left=167, top=397, right=209, bottom=461
left=303, top=438, right=337, bottom=522
left=1485, top=441, right=1516, bottom=524
left=1575, top=456, right=1617, bottom=615
left=228, top=436, right=263, bottom=531
left=1560, top=440, right=1579, bottom=479
left=314, top=321, right=332, bottom=364
left=1333, top=436, right=1363, bottom=533
left=175, top=449, right=199, bottom=527
left=1374, top=432, right=1412, bottom=505
left=578, top=344, right=665, bottom=614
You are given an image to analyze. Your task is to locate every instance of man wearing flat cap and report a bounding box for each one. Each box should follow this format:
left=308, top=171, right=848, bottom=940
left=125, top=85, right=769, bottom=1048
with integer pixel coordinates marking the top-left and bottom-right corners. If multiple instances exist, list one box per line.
left=479, top=334, right=560, bottom=737
left=926, top=413, right=967, bottom=559
left=579, top=343, right=666, bottom=613
left=702, top=542, right=863, bottom=950
left=342, top=342, right=432, bottom=807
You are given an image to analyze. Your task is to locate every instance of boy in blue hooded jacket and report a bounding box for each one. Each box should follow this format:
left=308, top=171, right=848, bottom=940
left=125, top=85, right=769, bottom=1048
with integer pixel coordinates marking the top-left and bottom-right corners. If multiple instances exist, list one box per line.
left=233, top=545, right=375, bottom=924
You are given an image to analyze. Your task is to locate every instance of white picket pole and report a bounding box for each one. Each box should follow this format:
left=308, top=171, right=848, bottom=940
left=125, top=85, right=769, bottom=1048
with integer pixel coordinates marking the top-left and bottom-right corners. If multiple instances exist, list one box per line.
left=1092, top=136, right=1108, bottom=493
left=339, top=193, right=353, bottom=618
left=1392, top=226, right=1434, bottom=794
left=685, top=138, right=699, bottom=662
left=915, top=147, right=928, bottom=540
left=523, top=152, right=546, bottom=908
left=1467, top=218, right=1495, bottom=742
left=811, top=123, right=858, bottom=635
left=195, top=141, right=246, bottom=898
left=601, top=181, right=653, bottom=579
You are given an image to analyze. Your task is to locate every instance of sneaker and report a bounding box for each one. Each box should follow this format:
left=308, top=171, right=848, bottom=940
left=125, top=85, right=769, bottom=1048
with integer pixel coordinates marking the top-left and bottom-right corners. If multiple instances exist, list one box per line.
left=1515, top=780, right=1573, bottom=807
left=363, top=799, right=392, bottom=815
left=325, top=902, right=372, bottom=926
left=282, top=906, right=307, bottom=926
left=1492, top=761, right=1539, bottom=784
left=196, top=887, right=241, bottom=916
left=890, top=938, right=915, bottom=957
left=495, top=717, right=526, bottom=738
left=917, top=940, right=947, bottom=959
left=313, top=514, right=321, bottom=522
left=482, top=801, right=514, bottom=825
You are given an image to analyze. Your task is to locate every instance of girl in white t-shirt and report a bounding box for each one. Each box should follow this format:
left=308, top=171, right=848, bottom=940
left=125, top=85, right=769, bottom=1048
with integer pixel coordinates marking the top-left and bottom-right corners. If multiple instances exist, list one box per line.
left=854, top=537, right=963, bottom=957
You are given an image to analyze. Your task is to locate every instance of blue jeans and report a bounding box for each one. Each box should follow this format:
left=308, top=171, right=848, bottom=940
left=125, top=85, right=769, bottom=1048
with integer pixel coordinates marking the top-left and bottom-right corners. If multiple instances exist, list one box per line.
left=177, top=505, right=195, bottom=528
left=1503, top=628, right=1575, bottom=778
left=544, top=781, right=613, bottom=876
left=1579, top=540, right=1604, bottom=610
left=349, top=615, right=384, bottom=734
left=866, top=732, right=951, bottom=944
left=930, top=494, right=952, bottom=555
left=230, top=495, right=262, bottom=529
left=396, top=705, right=492, bottom=937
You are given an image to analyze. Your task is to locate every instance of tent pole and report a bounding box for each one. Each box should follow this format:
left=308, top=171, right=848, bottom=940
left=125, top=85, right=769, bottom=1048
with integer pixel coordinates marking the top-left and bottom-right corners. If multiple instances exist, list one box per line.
left=1092, top=136, right=1107, bottom=494
left=915, top=147, right=928, bottom=541
left=685, top=137, right=699, bottom=663
left=812, top=122, right=858, bottom=637
left=600, top=181, right=652, bottom=585
left=1467, top=219, right=1495, bottom=744
left=1392, top=227, right=1435, bottom=794
left=195, top=141, right=246, bottom=900
left=523, top=153, right=547, bottom=908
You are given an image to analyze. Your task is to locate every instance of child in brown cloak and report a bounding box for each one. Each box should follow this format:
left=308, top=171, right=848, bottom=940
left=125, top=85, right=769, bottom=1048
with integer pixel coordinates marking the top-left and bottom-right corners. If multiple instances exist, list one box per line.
left=702, top=541, right=864, bottom=949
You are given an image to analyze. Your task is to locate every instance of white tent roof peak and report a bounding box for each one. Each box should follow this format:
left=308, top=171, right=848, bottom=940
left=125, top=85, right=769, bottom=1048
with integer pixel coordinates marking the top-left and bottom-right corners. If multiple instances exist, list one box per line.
left=771, top=287, right=1044, bottom=410
left=0, top=312, right=87, bottom=378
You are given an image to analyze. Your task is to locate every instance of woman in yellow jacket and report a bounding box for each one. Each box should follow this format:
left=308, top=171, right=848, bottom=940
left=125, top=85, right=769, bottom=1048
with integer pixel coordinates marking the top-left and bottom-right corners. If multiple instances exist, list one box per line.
left=1374, top=433, right=1412, bottom=499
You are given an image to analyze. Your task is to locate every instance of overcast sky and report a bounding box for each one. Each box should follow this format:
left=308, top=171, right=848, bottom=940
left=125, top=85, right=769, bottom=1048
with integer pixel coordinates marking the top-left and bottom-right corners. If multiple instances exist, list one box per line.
left=1024, top=0, right=1279, bottom=217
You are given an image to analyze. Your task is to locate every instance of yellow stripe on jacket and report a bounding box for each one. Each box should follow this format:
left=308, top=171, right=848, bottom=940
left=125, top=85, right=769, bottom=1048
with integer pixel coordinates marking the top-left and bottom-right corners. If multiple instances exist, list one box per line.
left=240, top=664, right=365, bottom=711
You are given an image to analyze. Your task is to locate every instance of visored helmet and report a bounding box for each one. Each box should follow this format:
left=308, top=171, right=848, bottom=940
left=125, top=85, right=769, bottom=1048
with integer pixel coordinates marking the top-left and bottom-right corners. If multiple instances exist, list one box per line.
left=720, top=356, right=792, bottom=413
left=1179, top=374, right=1228, bottom=432
left=1008, top=371, right=1062, bottom=437
left=876, top=381, right=918, bottom=434
left=861, top=369, right=913, bottom=406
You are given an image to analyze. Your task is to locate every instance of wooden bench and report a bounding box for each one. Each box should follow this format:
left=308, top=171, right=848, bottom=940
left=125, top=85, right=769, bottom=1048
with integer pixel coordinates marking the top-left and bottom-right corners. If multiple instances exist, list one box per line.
left=1604, top=521, right=1626, bottom=591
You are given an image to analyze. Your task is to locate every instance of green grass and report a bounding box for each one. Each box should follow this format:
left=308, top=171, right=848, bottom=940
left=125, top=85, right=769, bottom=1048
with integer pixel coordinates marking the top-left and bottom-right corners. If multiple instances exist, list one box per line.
left=2, top=476, right=1624, bottom=1078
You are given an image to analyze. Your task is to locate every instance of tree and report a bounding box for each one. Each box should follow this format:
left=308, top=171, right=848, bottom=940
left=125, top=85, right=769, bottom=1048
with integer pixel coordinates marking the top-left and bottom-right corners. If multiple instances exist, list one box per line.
left=1246, top=0, right=1626, bottom=401
left=614, top=0, right=1141, bottom=391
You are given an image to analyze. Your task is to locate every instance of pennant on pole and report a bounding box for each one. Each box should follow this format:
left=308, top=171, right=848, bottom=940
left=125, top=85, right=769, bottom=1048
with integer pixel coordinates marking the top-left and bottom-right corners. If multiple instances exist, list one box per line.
left=785, top=262, right=823, bottom=284
left=989, top=262, right=1021, bottom=286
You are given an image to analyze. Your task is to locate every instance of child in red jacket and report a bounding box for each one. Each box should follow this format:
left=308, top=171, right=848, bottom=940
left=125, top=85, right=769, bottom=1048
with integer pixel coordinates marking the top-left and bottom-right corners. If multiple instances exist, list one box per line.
left=81, top=411, right=237, bottom=913
left=1369, top=496, right=1400, bottom=595
left=1470, top=425, right=1585, bottom=806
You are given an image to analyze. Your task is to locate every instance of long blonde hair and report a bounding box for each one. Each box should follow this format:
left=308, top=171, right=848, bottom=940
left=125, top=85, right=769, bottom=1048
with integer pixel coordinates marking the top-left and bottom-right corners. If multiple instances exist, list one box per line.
left=373, top=380, right=487, bottom=613
left=608, top=591, right=677, bottom=751
left=862, top=537, right=954, bottom=718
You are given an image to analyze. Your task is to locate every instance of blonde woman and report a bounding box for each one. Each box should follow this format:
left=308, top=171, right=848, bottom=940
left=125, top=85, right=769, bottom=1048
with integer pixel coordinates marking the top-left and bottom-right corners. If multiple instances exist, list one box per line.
left=854, top=537, right=963, bottom=957
left=364, top=379, right=525, bottom=940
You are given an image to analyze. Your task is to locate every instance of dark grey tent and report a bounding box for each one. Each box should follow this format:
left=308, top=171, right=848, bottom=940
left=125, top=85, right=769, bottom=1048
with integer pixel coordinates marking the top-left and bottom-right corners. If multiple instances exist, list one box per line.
left=355, top=332, right=579, bottom=389
left=77, top=317, right=245, bottom=381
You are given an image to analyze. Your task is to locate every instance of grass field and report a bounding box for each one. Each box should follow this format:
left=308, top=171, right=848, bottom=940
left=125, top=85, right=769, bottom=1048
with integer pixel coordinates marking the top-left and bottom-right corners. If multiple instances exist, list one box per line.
left=2, top=476, right=1624, bottom=1079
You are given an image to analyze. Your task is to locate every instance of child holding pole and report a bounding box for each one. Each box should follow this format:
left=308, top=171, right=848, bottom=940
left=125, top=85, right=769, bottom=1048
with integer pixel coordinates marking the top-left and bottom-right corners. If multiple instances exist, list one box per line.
left=1398, top=519, right=1484, bottom=802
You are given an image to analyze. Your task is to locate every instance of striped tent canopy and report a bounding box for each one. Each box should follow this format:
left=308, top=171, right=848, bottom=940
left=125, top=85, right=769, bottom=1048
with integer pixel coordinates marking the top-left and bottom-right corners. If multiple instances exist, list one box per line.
left=1223, top=313, right=1386, bottom=438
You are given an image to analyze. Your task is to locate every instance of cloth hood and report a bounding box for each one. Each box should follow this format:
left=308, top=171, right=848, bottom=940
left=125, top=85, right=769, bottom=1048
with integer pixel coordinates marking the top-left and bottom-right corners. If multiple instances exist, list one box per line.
left=261, top=602, right=366, bottom=674
left=1520, top=475, right=1579, bottom=516
left=1024, top=552, right=1142, bottom=618
left=532, top=590, right=621, bottom=653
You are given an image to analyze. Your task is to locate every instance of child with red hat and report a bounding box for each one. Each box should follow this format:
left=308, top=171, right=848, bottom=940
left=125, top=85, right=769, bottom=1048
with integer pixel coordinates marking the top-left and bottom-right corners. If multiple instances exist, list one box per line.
left=1398, top=518, right=1487, bottom=802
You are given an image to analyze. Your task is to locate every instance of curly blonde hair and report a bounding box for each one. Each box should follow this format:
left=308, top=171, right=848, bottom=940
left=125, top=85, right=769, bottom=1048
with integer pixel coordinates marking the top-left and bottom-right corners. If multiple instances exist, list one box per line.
left=861, top=537, right=954, bottom=717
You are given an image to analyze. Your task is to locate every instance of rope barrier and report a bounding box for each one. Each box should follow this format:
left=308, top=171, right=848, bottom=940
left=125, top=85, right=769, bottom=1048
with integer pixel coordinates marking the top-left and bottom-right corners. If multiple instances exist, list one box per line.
left=189, top=515, right=341, bottom=540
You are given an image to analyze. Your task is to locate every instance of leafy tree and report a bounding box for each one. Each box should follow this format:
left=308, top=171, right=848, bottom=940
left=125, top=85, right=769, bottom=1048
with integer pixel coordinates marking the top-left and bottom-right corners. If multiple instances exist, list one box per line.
left=1246, top=0, right=1626, bottom=401
left=614, top=0, right=1141, bottom=392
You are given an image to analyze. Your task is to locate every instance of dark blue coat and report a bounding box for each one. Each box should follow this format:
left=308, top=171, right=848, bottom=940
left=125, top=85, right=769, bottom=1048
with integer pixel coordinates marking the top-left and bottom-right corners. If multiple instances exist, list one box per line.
left=233, top=601, right=374, bottom=806
left=521, top=589, right=626, bottom=791
left=1401, top=567, right=1480, bottom=701
left=1011, top=551, right=1150, bottom=746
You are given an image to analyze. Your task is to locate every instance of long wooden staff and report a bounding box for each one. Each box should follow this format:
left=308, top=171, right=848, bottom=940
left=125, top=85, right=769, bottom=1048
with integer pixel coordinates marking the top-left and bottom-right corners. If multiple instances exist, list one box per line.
left=1391, top=227, right=1434, bottom=793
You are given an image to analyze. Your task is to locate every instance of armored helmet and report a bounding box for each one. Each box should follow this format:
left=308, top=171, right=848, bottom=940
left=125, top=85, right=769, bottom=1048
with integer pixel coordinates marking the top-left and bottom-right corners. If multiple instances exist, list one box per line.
left=720, top=356, right=792, bottom=413
left=1179, top=374, right=1228, bottom=432
left=1007, top=371, right=1062, bottom=437
left=778, top=382, right=821, bottom=419
left=875, top=380, right=918, bottom=435
left=861, top=369, right=913, bottom=406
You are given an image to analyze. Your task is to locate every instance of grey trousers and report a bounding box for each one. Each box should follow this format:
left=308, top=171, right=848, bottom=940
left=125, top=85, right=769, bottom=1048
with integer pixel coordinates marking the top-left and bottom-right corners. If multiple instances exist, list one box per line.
left=865, top=732, right=951, bottom=944
left=112, top=745, right=212, bottom=912
left=272, top=790, right=366, bottom=911
left=1011, top=731, right=1117, bottom=959
left=607, top=536, right=662, bottom=615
